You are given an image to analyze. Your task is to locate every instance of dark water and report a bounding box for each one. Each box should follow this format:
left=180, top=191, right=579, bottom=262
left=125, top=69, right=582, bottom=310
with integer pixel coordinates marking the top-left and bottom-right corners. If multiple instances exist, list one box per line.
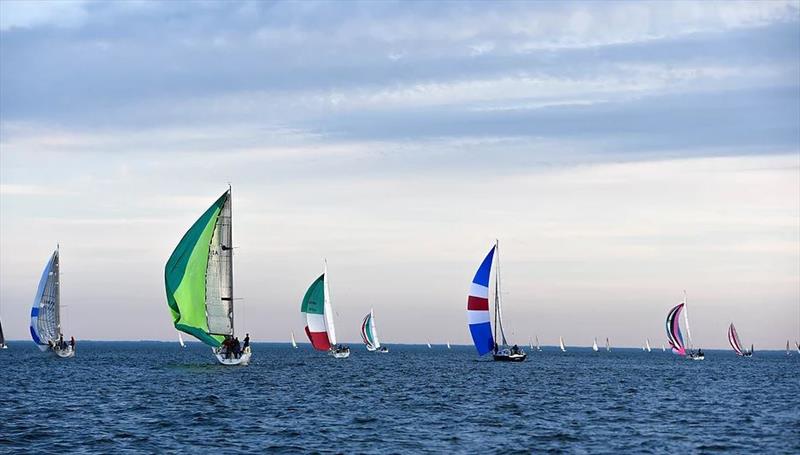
left=1, top=342, right=798, bottom=453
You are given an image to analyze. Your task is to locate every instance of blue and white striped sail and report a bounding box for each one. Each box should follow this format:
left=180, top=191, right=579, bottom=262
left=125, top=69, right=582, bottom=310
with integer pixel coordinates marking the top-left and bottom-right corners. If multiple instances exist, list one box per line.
left=30, top=249, right=60, bottom=351
left=467, top=245, right=495, bottom=355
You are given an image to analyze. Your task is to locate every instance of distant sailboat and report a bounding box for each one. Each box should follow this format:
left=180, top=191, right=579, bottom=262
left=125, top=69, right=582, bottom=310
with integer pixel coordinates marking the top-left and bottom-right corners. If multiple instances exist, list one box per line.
left=535, top=335, right=541, bottom=351
left=796, top=341, right=800, bottom=354
left=592, top=338, right=599, bottom=352
left=361, top=308, right=388, bottom=353
left=178, top=332, right=186, bottom=348
left=31, top=246, right=74, bottom=358
left=605, top=337, right=611, bottom=352
left=727, top=323, right=752, bottom=357
left=165, top=187, right=251, bottom=366
left=447, top=342, right=451, bottom=349
left=291, top=331, right=298, bottom=348
left=645, top=338, right=652, bottom=353
left=466, top=240, right=526, bottom=361
left=301, top=260, right=350, bottom=358
left=666, top=292, right=703, bottom=360
left=559, top=336, right=566, bottom=352
left=787, top=340, right=791, bottom=356
left=661, top=343, right=666, bottom=352
left=0, top=317, right=6, bottom=349
left=427, top=342, right=432, bottom=349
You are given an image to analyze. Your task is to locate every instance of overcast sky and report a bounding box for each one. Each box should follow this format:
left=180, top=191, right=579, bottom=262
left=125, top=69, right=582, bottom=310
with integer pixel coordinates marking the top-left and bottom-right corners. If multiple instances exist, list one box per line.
left=1, top=0, right=798, bottom=349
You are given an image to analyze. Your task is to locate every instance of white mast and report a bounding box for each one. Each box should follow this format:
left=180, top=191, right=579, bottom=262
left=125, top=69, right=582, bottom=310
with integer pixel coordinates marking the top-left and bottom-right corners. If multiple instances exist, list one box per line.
left=494, top=239, right=509, bottom=346
left=323, top=259, right=337, bottom=346
left=682, top=290, right=694, bottom=349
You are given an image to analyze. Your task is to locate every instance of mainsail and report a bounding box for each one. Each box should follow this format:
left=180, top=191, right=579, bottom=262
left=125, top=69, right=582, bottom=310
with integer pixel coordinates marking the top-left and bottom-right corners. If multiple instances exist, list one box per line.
left=665, top=303, right=686, bottom=356
left=30, top=249, right=60, bottom=351
left=559, top=336, right=566, bottom=352
left=164, top=189, right=234, bottom=347
left=301, top=274, right=331, bottom=351
left=0, top=317, right=5, bottom=347
left=360, top=309, right=381, bottom=350
left=291, top=331, right=298, bottom=348
left=592, top=338, right=599, bottom=352
left=605, top=337, right=611, bottom=352
left=645, top=338, right=652, bottom=352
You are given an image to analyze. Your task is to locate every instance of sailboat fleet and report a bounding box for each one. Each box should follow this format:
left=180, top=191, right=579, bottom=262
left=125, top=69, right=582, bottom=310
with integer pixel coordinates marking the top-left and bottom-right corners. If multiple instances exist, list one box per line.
left=8, top=187, right=794, bottom=363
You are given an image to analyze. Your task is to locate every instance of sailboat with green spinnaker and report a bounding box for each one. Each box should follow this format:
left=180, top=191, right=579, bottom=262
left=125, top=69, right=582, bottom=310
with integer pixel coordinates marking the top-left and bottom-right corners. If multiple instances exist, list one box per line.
left=164, top=187, right=251, bottom=365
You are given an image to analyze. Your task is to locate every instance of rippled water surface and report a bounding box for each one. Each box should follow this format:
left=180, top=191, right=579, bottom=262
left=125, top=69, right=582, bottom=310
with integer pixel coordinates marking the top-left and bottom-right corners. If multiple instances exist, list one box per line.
left=2, top=342, right=799, bottom=453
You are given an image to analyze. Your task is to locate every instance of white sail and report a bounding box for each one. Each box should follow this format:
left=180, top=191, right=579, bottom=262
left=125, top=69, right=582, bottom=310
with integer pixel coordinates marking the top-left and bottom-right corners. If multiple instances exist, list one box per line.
left=206, top=193, right=234, bottom=336
left=427, top=342, right=432, bottom=349
left=682, top=291, right=694, bottom=349
left=178, top=332, right=186, bottom=348
left=447, top=342, right=451, bottom=349
left=559, top=336, right=566, bottom=352
left=662, top=343, right=666, bottom=352
left=291, top=331, right=298, bottom=348
left=369, top=308, right=381, bottom=348
left=605, top=337, right=611, bottom=352
left=536, top=336, right=541, bottom=351
left=646, top=338, right=651, bottom=352
left=493, top=240, right=509, bottom=346
left=592, top=338, right=598, bottom=352
left=323, top=260, right=337, bottom=346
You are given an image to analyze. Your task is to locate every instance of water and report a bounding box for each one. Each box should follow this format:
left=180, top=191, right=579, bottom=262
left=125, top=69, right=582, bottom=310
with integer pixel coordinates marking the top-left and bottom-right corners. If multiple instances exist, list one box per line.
left=1, top=342, right=798, bottom=453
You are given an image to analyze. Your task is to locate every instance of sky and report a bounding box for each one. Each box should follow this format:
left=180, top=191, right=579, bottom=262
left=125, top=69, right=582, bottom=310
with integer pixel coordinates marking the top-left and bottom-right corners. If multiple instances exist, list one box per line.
left=0, top=0, right=798, bottom=349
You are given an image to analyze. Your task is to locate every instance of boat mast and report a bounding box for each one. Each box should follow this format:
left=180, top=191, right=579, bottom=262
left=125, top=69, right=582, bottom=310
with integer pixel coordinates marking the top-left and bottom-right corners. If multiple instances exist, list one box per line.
left=493, top=239, right=508, bottom=347
left=55, top=244, right=61, bottom=337
left=323, top=259, right=337, bottom=346
left=228, top=184, right=234, bottom=335
left=682, top=290, right=693, bottom=349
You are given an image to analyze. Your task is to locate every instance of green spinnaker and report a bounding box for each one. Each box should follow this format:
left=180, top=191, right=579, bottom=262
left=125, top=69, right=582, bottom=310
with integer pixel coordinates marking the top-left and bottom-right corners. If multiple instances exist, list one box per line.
left=164, top=191, right=228, bottom=347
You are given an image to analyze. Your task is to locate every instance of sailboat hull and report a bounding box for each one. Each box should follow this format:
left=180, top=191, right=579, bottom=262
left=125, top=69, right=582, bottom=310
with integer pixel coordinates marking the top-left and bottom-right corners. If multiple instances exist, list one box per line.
left=331, top=347, right=351, bottom=358
left=492, top=352, right=527, bottom=362
left=54, top=346, right=75, bottom=358
left=213, top=347, right=251, bottom=366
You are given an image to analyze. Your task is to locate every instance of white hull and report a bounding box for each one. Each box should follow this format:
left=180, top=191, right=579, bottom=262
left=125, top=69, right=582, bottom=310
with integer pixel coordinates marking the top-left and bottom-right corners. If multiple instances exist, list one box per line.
left=54, top=346, right=75, bottom=358
left=331, top=348, right=350, bottom=359
left=689, top=354, right=704, bottom=361
left=214, top=347, right=251, bottom=366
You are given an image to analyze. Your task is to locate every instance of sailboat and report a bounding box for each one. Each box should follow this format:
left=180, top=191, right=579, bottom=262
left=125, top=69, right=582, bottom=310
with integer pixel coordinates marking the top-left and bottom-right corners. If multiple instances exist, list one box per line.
left=30, top=246, right=74, bottom=358
left=592, top=338, right=599, bottom=352
left=559, top=336, right=566, bottom=352
left=536, top=335, right=541, bottom=351
left=361, top=308, right=388, bottom=353
left=0, top=317, right=6, bottom=349
left=605, top=337, right=611, bottom=352
left=178, top=332, right=186, bottom=348
left=291, top=331, right=298, bottom=348
left=427, top=342, right=432, bottom=349
left=727, top=323, right=752, bottom=357
left=645, top=338, right=652, bottom=353
left=301, top=260, right=349, bottom=358
left=447, top=342, right=451, bottom=349
left=661, top=343, right=666, bottom=352
left=165, top=187, right=251, bottom=366
left=466, top=240, right=526, bottom=362
left=665, top=292, right=703, bottom=360
left=786, top=340, right=791, bottom=356
left=796, top=341, right=800, bottom=355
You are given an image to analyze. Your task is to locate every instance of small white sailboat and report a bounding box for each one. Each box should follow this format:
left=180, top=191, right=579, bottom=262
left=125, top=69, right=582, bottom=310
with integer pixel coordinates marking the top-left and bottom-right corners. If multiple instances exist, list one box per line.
left=592, top=338, right=599, bottom=352
left=427, top=342, right=432, bottom=349
left=796, top=341, right=800, bottom=355
left=178, top=332, right=186, bottom=348
left=0, top=317, right=6, bottom=349
left=605, top=337, right=611, bottom=352
left=361, top=308, right=388, bottom=353
left=291, top=331, right=298, bottom=348
left=535, top=335, right=542, bottom=351
left=447, top=342, right=451, bottom=349
left=559, top=336, right=566, bottom=352
left=787, top=340, right=791, bottom=356
left=661, top=343, right=666, bottom=352
left=645, top=338, right=652, bottom=353
left=301, top=260, right=350, bottom=358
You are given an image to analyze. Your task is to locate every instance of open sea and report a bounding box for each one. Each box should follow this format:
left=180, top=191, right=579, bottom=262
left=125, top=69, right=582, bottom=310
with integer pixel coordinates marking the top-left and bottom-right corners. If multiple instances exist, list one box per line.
left=1, top=341, right=798, bottom=453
